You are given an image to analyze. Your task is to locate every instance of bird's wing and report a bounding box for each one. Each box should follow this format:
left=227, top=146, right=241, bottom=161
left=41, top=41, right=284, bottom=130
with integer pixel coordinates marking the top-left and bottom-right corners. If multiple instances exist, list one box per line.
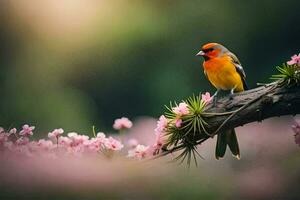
left=228, top=52, right=248, bottom=90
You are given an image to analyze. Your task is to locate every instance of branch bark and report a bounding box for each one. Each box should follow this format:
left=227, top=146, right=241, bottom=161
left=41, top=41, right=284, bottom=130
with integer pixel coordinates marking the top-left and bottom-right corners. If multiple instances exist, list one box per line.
left=203, top=83, right=300, bottom=134
left=159, top=83, right=300, bottom=156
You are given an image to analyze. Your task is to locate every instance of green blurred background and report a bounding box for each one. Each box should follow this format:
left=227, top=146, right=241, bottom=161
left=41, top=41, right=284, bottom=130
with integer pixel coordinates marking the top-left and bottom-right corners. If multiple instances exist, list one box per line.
left=1, top=0, right=299, bottom=133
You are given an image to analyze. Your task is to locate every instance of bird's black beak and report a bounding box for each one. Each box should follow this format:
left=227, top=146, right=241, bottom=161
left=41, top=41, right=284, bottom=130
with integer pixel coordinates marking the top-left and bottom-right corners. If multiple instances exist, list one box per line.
left=196, top=50, right=205, bottom=57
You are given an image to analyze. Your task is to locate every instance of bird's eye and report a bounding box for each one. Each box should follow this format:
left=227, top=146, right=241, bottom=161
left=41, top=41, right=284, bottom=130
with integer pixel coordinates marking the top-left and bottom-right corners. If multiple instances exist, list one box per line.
left=203, top=48, right=214, bottom=53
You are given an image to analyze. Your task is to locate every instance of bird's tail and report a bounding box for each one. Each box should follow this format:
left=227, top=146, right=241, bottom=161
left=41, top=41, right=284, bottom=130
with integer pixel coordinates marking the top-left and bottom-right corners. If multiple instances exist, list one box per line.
left=242, top=78, right=248, bottom=90
left=215, top=129, right=240, bottom=159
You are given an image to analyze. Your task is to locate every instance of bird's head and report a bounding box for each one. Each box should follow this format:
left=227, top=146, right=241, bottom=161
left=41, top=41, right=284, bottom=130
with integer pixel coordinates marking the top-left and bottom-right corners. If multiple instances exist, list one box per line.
left=196, top=43, right=229, bottom=60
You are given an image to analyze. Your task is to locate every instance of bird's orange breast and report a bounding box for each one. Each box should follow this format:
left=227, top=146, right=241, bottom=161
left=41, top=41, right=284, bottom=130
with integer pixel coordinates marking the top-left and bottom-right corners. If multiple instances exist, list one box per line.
left=203, top=56, right=244, bottom=91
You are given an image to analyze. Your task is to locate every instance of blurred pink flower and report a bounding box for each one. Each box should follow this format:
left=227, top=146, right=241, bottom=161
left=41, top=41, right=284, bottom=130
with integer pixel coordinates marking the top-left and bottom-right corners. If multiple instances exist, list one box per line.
left=84, top=138, right=102, bottom=152
left=295, top=133, right=300, bottom=146
left=0, top=133, right=8, bottom=144
left=68, top=133, right=89, bottom=146
left=287, top=53, right=300, bottom=66
left=201, top=92, right=213, bottom=104
left=58, top=136, right=72, bottom=146
left=104, top=137, right=124, bottom=151
left=175, top=118, right=182, bottom=128
left=0, top=127, right=4, bottom=133
left=9, top=128, right=17, bottom=135
left=16, top=137, right=30, bottom=145
left=292, top=123, right=300, bottom=146
left=0, top=125, right=125, bottom=157
left=113, top=117, right=133, bottom=130
left=48, top=128, right=64, bottom=140
left=67, top=132, right=78, bottom=139
left=127, top=138, right=139, bottom=149
left=128, top=144, right=149, bottom=159
left=153, top=115, right=169, bottom=153
left=19, top=124, right=35, bottom=137
left=173, top=102, right=189, bottom=115
left=37, top=139, right=54, bottom=151
left=96, top=132, right=106, bottom=139
left=154, top=115, right=168, bottom=134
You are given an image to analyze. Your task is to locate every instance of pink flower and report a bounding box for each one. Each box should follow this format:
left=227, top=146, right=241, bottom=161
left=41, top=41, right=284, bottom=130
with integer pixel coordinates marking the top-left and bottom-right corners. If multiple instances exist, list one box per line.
left=83, top=133, right=106, bottom=152
left=153, top=115, right=169, bottom=153
left=48, top=128, right=64, bottom=139
left=295, top=133, right=300, bottom=146
left=292, top=124, right=300, bottom=146
left=68, top=132, right=89, bottom=146
left=58, top=136, right=72, bottom=146
left=0, top=133, right=8, bottom=144
left=173, top=102, right=189, bottom=115
left=128, top=144, right=149, bottom=159
left=9, top=128, right=17, bottom=135
left=16, top=137, right=30, bottom=145
left=287, top=53, right=300, bottom=66
left=154, top=115, right=168, bottom=134
left=175, top=118, right=182, bottom=128
left=37, top=139, right=54, bottom=151
left=67, top=132, right=78, bottom=138
left=19, top=124, right=35, bottom=136
left=201, top=92, right=213, bottom=104
left=96, top=132, right=106, bottom=139
left=94, top=132, right=107, bottom=145
left=127, top=138, right=139, bottom=149
left=83, top=138, right=103, bottom=152
left=0, top=127, right=4, bottom=133
left=104, top=137, right=124, bottom=151
left=113, top=117, right=133, bottom=130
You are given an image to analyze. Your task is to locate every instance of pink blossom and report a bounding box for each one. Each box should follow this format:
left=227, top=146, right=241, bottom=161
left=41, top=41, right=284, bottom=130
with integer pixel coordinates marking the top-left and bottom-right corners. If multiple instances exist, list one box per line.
left=68, top=133, right=89, bottom=146
left=127, top=138, right=139, bottom=149
left=113, top=117, right=133, bottom=130
left=151, top=131, right=166, bottom=155
left=58, top=136, right=72, bottom=146
left=0, top=125, right=126, bottom=157
left=84, top=138, right=102, bottom=152
left=287, top=53, right=300, bottom=66
left=19, top=124, right=35, bottom=136
left=173, top=102, right=189, bottom=115
left=154, top=115, right=168, bottom=134
left=0, top=133, right=8, bottom=144
left=96, top=132, right=106, bottom=139
left=153, top=115, right=168, bottom=153
left=37, top=139, right=54, bottom=151
left=201, top=92, right=213, bottom=104
left=128, top=144, right=149, bottom=159
left=83, top=133, right=106, bottom=152
left=48, top=128, right=64, bottom=140
left=0, top=127, right=4, bottom=133
left=292, top=124, right=300, bottom=146
left=9, top=128, right=17, bottom=135
left=175, top=118, right=182, bottom=128
left=104, top=137, right=124, bottom=151
left=16, top=137, right=30, bottom=145
left=295, top=133, right=300, bottom=146
left=67, top=132, right=78, bottom=139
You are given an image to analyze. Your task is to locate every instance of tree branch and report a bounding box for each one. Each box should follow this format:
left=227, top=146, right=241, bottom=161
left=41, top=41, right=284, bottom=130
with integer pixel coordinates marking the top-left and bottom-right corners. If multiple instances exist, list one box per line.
left=159, top=83, right=300, bottom=157
left=203, top=83, right=300, bottom=134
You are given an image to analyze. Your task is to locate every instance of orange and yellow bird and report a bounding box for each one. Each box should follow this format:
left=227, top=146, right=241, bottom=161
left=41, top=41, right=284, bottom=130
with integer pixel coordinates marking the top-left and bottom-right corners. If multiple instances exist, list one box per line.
left=196, top=42, right=248, bottom=159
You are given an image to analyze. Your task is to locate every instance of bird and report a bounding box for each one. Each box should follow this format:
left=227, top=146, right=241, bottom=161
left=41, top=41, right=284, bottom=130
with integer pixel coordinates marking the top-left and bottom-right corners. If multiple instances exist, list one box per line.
left=196, top=42, right=248, bottom=160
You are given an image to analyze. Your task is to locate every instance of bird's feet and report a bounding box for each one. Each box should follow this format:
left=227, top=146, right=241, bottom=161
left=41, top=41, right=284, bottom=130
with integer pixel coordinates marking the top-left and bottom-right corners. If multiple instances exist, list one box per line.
left=213, top=96, right=218, bottom=106
left=229, top=88, right=235, bottom=100
left=212, top=89, right=220, bottom=107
